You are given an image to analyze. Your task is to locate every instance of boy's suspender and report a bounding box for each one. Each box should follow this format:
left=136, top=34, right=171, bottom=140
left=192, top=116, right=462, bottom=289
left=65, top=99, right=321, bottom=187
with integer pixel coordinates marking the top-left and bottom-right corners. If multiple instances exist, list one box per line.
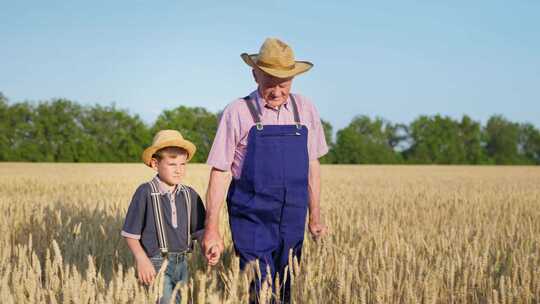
left=180, top=185, right=192, bottom=250
left=149, top=179, right=169, bottom=256
left=148, top=180, right=193, bottom=256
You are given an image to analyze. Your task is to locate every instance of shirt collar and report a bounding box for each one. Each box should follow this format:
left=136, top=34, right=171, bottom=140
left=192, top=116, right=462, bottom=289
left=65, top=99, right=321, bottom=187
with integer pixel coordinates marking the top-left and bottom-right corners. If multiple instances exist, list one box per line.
left=252, top=89, right=290, bottom=112
left=153, top=175, right=179, bottom=195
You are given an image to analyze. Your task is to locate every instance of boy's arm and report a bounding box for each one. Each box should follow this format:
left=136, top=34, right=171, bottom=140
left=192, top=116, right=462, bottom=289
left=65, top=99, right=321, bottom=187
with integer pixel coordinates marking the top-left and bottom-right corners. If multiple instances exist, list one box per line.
left=190, top=188, right=206, bottom=244
left=121, top=184, right=155, bottom=284
left=125, top=237, right=156, bottom=285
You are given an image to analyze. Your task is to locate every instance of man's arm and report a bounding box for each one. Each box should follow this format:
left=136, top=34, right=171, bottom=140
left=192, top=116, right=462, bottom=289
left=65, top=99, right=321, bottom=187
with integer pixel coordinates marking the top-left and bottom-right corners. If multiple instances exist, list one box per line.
left=202, top=167, right=230, bottom=265
left=308, top=159, right=327, bottom=240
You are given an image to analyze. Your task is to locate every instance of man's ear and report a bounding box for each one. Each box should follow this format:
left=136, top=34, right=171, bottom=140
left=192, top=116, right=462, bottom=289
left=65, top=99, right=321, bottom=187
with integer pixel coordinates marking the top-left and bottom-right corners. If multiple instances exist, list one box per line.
left=252, top=69, right=259, bottom=84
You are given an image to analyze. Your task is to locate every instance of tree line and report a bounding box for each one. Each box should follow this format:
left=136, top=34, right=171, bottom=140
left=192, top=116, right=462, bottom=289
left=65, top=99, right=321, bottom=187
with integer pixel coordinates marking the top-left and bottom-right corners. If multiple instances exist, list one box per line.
left=1, top=93, right=539, bottom=165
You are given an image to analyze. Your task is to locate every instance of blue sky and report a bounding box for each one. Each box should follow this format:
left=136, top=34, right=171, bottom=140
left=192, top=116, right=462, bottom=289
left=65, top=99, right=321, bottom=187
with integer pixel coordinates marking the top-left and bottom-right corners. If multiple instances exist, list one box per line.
left=1, top=1, right=539, bottom=132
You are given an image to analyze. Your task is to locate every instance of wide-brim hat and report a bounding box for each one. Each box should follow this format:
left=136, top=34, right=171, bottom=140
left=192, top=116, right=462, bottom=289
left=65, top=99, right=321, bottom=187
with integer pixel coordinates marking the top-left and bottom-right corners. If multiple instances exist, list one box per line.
left=241, top=37, right=313, bottom=78
left=142, top=130, right=196, bottom=166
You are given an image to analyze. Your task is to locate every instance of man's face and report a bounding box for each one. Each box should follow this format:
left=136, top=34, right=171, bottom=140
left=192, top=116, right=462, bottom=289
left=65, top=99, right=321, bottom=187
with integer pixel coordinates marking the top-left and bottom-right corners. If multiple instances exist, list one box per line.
left=253, top=69, right=294, bottom=108
left=151, top=152, right=187, bottom=187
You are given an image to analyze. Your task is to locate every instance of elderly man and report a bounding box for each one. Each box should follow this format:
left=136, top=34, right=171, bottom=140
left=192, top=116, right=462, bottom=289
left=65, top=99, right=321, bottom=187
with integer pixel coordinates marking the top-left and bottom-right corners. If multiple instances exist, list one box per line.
left=202, top=37, right=328, bottom=302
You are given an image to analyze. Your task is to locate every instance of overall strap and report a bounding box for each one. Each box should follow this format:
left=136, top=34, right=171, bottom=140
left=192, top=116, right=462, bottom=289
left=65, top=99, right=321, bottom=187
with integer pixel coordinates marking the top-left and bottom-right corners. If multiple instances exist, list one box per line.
left=289, top=94, right=302, bottom=129
left=179, top=185, right=192, bottom=250
left=149, top=180, right=168, bottom=256
left=243, top=96, right=263, bottom=130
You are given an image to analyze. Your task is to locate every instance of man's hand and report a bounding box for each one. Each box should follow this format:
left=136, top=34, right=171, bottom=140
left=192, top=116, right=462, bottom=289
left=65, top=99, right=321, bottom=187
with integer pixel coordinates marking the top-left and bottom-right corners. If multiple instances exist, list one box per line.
left=136, top=255, right=156, bottom=285
left=202, top=229, right=224, bottom=266
left=308, top=217, right=328, bottom=241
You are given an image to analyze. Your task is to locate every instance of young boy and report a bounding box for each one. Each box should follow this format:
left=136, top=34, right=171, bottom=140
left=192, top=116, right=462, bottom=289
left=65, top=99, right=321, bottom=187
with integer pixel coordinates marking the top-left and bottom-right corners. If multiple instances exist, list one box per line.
left=121, top=129, right=206, bottom=304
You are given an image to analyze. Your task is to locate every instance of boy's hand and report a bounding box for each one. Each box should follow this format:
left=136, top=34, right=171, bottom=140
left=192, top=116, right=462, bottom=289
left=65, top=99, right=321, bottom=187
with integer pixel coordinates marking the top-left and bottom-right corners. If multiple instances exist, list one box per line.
left=136, top=256, right=156, bottom=285
left=202, top=229, right=223, bottom=266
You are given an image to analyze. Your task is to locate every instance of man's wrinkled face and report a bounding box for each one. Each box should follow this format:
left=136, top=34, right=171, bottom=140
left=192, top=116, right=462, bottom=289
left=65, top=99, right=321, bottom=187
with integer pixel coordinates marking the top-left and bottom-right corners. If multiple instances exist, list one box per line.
left=253, top=69, right=294, bottom=108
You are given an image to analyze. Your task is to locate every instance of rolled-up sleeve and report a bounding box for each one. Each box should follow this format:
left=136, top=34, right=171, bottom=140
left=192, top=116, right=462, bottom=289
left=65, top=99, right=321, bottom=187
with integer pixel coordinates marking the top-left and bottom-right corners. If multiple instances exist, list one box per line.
left=306, top=101, right=329, bottom=160
left=121, top=184, right=148, bottom=240
left=206, top=104, right=238, bottom=171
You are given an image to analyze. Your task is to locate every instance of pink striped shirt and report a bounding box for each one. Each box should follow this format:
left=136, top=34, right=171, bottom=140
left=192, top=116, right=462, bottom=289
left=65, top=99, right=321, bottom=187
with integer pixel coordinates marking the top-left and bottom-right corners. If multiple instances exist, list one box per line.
left=206, top=90, right=329, bottom=179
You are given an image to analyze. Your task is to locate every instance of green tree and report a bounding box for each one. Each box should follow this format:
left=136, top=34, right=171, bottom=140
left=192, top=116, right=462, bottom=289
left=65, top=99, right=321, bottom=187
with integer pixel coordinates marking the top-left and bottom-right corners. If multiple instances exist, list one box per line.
left=405, top=115, right=469, bottom=164
left=385, top=122, right=408, bottom=151
left=152, top=106, right=218, bottom=163
left=4, top=102, right=42, bottom=161
left=485, top=115, right=524, bottom=164
left=459, top=115, right=486, bottom=164
left=518, top=123, right=540, bottom=164
left=332, top=115, right=402, bottom=164
left=33, top=99, right=86, bottom=162
left=80, top=104, right=151, bottom=162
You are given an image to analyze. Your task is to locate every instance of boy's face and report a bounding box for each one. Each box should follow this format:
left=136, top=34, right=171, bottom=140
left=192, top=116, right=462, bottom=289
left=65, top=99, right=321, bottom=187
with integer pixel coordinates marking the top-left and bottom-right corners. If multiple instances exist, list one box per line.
left=150, top=151, right=187, bottom=187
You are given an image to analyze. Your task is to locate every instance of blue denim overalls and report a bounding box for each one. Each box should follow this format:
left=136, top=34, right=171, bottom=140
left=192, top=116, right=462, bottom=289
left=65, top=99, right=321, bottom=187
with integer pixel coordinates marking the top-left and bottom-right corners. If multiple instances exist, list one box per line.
left=227, top=94, right=309, bottom=303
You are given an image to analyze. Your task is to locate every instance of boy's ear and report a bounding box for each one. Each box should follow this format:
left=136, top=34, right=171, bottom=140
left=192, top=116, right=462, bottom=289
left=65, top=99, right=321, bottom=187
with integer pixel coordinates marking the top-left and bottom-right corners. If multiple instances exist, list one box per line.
left=150, top=158, right=159, bottom=170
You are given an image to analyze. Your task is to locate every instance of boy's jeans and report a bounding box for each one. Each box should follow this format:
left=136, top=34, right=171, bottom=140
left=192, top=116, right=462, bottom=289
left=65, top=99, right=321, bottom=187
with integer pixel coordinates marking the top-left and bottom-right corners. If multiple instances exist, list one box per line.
left=150, top=253, right=189, bottom=304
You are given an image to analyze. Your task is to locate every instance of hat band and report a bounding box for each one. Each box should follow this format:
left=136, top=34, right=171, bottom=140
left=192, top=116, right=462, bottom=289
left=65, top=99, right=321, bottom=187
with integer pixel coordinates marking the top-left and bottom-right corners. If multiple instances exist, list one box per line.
left=256, top=59, right=296, bottom=71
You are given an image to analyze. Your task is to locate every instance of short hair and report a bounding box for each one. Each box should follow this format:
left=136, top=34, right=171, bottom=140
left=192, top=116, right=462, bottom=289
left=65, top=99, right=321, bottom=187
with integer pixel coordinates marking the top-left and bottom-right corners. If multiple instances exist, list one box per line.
left=152, top=146, right=188, bottom=162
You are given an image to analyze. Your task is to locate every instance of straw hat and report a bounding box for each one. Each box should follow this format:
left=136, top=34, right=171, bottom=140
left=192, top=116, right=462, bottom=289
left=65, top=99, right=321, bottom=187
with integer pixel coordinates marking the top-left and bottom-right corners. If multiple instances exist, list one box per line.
left=241, top=38, right=313, bottom=78
left=142, top=130, right=196, bottom=166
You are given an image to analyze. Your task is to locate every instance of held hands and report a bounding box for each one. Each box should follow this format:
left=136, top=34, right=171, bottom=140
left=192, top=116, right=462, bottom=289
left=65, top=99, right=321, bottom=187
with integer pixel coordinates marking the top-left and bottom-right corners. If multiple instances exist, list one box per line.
left=202, top=229, right=224, bottom=266
left=308, top=217, right=328, bottom=241
left=136, top=255, right=156, bottom=285
left=206, top=245, right=221, bottom=266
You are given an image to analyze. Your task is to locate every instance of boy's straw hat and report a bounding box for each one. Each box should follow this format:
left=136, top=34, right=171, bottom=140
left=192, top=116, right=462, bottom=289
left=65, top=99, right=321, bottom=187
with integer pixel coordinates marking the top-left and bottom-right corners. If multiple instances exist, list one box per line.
left=241, top=37, right=313, bottom=78
left=142, top=130, right=196, bottom=166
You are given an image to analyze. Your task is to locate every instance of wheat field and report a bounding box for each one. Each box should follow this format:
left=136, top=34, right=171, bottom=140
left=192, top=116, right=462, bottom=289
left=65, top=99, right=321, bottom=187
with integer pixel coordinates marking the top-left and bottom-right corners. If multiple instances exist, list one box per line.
left=0, top=163, right=539, bottom=303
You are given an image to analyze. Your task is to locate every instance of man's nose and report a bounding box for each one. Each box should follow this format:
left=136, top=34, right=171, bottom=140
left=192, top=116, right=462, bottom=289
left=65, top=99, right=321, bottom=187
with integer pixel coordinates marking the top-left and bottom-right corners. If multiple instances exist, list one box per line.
left=271, top=87, right=283, bottom=97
